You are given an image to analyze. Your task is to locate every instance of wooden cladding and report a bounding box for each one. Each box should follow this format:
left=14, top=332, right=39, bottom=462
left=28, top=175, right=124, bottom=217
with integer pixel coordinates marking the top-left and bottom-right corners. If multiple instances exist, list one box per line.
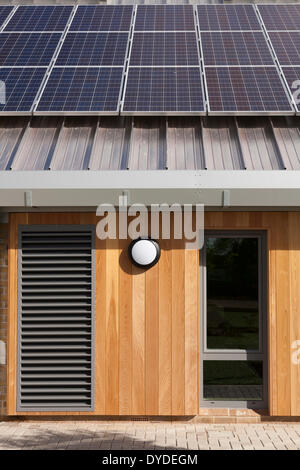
left=8, top=213, right=198, bottom=416
left=7, top=211, right=300, bottom=416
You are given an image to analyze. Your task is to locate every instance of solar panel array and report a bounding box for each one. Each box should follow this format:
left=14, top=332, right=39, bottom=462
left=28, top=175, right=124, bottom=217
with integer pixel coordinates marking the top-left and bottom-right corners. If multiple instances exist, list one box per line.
left=1, top=4, right=300, bottom=116
left=258, top=5, right=300, bottom=113
left=122, top=5, right=204, bottom=114
left=200, top=5, right=292, bottom=114
left=35, top=5, right=133, bottom=115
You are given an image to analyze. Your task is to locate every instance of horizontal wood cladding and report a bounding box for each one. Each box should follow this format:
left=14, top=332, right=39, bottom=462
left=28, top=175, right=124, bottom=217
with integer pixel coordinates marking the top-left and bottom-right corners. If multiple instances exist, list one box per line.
left=7, top=212, right=300, bottom=416
left=8, top=212, right=199, bottom=416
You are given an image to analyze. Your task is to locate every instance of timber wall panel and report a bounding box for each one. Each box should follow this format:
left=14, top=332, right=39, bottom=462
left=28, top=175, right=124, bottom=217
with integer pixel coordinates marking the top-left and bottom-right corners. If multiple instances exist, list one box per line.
left=119, top=238, right=132, bottom=415
left=7, top=211, right=300, bottom=416
left=8, top=213, right=199, bottom=416
left=288, top=214, right=300, bottom=416
left=158, top=238, right=172, bottom=415
left=269, top=213, right=291, bottom=416
left=0, top=222, right=8, bottom=417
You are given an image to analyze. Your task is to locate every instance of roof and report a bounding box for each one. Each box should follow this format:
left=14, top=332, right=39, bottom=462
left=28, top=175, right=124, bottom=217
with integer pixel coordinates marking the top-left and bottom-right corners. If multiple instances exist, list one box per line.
left=0, top=115, right=300, bottom=209
left=1, top=115, right=300, bottom=172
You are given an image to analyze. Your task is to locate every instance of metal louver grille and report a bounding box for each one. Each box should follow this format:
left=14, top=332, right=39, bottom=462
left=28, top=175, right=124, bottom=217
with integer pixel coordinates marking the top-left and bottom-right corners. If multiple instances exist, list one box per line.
left=18, top=226, right=94, bottom=411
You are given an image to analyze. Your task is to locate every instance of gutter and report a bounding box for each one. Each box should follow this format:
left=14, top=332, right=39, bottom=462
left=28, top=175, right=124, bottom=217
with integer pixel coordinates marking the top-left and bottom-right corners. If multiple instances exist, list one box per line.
left=0, top=170, right=300, bottom=207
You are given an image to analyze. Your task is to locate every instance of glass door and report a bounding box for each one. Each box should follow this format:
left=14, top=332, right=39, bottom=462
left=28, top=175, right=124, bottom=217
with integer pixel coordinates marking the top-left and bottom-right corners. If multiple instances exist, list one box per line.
left=200, top=231, right=268, bottom=409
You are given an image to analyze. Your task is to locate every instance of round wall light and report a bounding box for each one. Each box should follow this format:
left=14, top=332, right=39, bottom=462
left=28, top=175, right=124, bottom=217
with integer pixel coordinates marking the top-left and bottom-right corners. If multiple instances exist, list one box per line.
left=128, top=237, right=160, bottom=269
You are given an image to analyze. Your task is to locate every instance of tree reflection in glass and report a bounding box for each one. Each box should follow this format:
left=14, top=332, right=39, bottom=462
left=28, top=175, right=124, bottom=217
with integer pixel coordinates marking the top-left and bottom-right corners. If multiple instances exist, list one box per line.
left=206, top=237, right=259, bottom=351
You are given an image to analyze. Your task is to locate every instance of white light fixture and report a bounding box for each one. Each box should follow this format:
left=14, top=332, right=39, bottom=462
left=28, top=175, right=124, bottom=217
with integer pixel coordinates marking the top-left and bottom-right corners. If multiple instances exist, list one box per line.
left=128, top=237, right=160, bottom=268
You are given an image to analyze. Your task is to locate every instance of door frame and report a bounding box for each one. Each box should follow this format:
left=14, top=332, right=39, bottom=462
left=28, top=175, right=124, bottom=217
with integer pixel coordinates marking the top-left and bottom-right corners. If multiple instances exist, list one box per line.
left=199, top=229, right=268, bottom=409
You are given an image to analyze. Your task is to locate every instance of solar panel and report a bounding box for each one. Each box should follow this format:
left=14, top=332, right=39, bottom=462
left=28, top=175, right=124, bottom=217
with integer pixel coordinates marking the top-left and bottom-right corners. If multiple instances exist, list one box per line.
left=122, top=67, right=205, bottom=114
left=281, top=67, right=300, bottom=112
left=4, top=5, right=73, bottom=32
left=55, top=32, right=129, bottom=67
left=269, top=32, right=300, bottom=67
left=0, top=6, right=13, bottom=29
left=201, top=31, right=273, bottom=66
left=0, top=67, right=46, bottom=113
left=258, top=5, right=300, bottom=31
left=130, top=32, right=199, bottom=66
left=205, top=66, right=293, bottom=114
left=197, top=5, right=261, bottom=31
left=70, top=5, right=133, bottom=32
left=36, top=67, right=123, bottom=114
left=135, top=5, right=195, bottom=31
left=0, top=33, right=61, bottom=67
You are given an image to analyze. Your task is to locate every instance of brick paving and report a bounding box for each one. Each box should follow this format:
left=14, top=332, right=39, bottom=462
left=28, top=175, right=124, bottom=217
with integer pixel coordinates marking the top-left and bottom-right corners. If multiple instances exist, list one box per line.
left=0, top=421, right=300, bottom=450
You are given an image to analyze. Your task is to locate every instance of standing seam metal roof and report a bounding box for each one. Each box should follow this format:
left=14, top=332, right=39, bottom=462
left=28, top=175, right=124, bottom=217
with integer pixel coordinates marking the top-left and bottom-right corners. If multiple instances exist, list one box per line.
left=1, top=115, right=300, bottom=171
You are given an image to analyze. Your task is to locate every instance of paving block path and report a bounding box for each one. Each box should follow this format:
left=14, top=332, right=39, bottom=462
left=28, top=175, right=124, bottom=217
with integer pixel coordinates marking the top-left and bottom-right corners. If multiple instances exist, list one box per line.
left=0, top=421, right=300, bottom=450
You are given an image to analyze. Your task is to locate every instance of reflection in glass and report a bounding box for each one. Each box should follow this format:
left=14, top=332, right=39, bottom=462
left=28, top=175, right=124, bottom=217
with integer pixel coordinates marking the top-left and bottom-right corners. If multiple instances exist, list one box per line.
left=206, top=237, right=259, bottom=350
left=203, top=360, right=263, bottom=401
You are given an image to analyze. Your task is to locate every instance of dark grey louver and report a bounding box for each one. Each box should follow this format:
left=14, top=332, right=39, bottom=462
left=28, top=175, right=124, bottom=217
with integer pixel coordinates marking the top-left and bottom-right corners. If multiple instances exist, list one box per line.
left=18, top=226, right=94, bottom=411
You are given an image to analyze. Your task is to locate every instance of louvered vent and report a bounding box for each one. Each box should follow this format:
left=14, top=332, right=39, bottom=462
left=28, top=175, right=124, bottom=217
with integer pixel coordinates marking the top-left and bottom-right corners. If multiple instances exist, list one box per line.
left=18, top=226, right=94, bottom=411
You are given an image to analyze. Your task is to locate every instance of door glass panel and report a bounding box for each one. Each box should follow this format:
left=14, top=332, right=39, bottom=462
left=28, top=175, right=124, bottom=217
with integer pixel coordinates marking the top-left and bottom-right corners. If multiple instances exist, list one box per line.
left=203, top=360, right=263, bottom=401
left=206, top=237, right=259, bottom=350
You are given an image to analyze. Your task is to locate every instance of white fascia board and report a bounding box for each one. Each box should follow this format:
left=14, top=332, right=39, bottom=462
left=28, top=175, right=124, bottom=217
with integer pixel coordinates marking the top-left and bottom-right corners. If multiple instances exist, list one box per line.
left=1, top=170, right=300, bottom=190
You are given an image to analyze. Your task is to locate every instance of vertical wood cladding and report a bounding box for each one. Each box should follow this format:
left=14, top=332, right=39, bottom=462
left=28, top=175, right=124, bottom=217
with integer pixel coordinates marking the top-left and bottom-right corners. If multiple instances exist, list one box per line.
left=6, top=212, right=300, bottom=416
left=8, top=213, right=199, bottom=416
left=0, top=222, right=8, bottom=417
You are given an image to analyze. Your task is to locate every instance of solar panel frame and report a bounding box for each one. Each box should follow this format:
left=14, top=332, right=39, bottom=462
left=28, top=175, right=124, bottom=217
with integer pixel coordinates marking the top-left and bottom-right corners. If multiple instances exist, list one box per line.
left=129, top=31, right=200, bottom=67
left=69, top=5, right=133, bottom=32
left=258, top=4, right=300, bottom=31
left=197, top=4, right=261, bottom=32
left=0, top=5, right=14, bottom=30
left=0, top=4, right=295, bottom=117
left=205, top=66, right=294, bottom=116
left=201, top=31, right=274, bottom=66
left=134, top=5, right=195, bottom=32
left=35, top=66, right=124, bottom=115
left=4, top=5, right=73, bottom=32
left=0, top=32, right=62, bottom=67
left=121, top=67, right=206, bottom=115
left=0, top=67, right=47, bottom=115
left=55, top=32, right=129, bottom=67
